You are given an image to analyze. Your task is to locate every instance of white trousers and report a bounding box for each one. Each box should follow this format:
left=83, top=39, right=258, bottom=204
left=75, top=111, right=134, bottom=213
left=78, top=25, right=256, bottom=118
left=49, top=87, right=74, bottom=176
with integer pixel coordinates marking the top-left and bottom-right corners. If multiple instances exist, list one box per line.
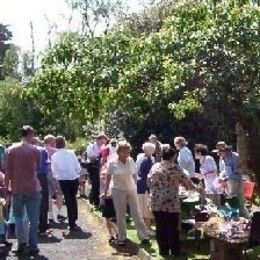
left=112, top=188, right=148, bottom=241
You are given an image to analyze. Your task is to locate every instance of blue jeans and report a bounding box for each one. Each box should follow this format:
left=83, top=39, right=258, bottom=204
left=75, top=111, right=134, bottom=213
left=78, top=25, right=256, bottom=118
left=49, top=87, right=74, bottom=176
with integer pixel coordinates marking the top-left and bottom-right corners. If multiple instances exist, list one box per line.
left=12, top=192, right=42, bottom=249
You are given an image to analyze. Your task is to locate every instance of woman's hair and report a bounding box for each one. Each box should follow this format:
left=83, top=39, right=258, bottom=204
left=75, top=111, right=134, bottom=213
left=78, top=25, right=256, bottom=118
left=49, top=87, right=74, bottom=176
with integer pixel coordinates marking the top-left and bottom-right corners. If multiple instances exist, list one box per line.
left=142, top=142, right=156, bottom=153
left=174, top=136, right=188, bottom=146
left=116, top=140, right=132, bottom=153
left=44, top=134, right=56, bottom=144
left=194, top=144, right=208, bottom=156
left=96, top=133, right=108, bottom=141
left=56, top=136, right=66, bottom=149
left=161, top=144, right=176, bottom=161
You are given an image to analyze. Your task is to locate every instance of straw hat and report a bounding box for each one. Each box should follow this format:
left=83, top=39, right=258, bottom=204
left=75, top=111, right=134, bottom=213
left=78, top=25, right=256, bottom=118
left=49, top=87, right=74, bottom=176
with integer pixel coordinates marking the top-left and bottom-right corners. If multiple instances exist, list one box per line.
left=212, top=141, right=232, bottom=153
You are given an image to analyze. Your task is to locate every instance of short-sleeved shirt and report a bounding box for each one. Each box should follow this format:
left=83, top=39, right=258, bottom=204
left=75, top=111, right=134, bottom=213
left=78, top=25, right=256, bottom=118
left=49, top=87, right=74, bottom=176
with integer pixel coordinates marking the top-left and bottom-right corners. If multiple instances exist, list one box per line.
left=220, top=152, right=241, bottom=181
left=148, top=161, right=193, bottom=213
left=199, top=155, right=219, bottom=194
left=107, top=157, right=137, bottom=191
left=177, top=146, right=195, bottom=177
left=5, top=142, right=41, bottom=194
left=86, top=142, right=101, bottom=162
left=137, top=155, right=154, bottom=194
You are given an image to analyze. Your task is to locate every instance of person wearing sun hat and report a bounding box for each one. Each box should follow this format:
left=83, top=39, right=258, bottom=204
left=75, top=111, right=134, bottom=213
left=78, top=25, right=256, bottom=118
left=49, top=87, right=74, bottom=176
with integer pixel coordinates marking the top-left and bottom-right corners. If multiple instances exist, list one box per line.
left=213, top=141, right=249, bottom=217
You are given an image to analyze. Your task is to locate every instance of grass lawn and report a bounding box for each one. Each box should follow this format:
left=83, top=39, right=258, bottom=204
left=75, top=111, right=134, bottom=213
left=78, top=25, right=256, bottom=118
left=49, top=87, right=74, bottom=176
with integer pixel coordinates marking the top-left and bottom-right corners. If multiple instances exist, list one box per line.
left=87, top=201, right=260, bottom=259
left=88, top=202, right=210, bottom=259
left=127, top=221, right=210, bottom=260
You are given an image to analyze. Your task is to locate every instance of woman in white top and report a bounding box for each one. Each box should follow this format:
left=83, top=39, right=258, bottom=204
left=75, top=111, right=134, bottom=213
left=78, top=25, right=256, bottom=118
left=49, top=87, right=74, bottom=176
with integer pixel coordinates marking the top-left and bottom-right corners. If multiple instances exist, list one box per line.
left=174, top=137, right=195, bottom=178
left=194, top=144, right=222, bottom=206
left=103, top=141, right=149, bottom=246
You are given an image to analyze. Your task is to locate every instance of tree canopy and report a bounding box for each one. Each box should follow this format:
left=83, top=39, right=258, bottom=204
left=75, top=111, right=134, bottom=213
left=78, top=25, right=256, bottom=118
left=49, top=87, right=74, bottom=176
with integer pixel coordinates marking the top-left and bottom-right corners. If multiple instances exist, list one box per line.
left=0, top=0, right=259, bottom=178
left=28, top=0, right=259, bottom=124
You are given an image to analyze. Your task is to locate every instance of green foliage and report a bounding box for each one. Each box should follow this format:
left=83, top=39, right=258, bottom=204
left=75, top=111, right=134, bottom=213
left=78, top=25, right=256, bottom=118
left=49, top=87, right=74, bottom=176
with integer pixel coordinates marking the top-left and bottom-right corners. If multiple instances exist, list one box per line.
left=22, top=51, right=35, bottom=78
left=0, top=24, right=13, bottom=80
left=67, top=137, right=86, bottom=154
left=0, top=78, right=42, bottom=141
left=25, top=0, right=259, bottom=152
left=69, top=0, right=124, bottom=36
left=2, top=45, right=20, bottom=79
left=0, top=24, right=12, bottom=42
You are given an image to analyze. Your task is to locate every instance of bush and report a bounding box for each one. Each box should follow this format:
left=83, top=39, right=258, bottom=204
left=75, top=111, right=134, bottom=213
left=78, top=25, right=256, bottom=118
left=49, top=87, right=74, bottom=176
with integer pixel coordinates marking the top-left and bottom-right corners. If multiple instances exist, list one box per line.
left=67, top=137, right=87, bottom=155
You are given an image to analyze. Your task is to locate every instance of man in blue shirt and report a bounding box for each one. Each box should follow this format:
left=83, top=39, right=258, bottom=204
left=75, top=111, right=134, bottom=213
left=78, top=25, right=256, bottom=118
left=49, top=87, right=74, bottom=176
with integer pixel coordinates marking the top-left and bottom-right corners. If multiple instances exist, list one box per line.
left=216, top=142, right=249, bottom=217
left=34, top=138, right=50, bottom=234
left=136, top=142, right=156, bottom=232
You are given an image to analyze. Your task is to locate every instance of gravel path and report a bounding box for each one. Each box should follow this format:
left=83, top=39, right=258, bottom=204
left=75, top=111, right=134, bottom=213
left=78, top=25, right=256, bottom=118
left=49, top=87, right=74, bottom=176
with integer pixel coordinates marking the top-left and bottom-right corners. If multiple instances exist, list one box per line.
left=1, top=199, right=139, bottom=260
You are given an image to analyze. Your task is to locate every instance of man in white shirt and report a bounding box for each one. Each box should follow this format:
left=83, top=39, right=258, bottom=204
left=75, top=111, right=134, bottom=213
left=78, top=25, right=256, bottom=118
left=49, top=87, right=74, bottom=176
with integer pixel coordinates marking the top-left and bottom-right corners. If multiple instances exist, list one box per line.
left=86, top=134, right=107, bottom=206
left=51, top=136, right=81, bottom=231
left=174, top=136, right=195, bottom=178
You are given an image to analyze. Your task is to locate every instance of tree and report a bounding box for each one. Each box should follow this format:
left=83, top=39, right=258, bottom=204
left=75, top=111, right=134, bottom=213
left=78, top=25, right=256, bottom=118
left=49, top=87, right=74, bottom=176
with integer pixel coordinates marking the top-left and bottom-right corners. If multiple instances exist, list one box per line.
left=0, top=78, right=42, bottom=141
left=0, top=24, right=13, bottom=80
left=69, top=0, right=125, bottom=36
left=27, top=0, right=259, bottom=181
left=2, top=44, right=20, bottom=79
left=22, top=51, right=35, bottom=78
left=121, top=0, right=181, bottom=37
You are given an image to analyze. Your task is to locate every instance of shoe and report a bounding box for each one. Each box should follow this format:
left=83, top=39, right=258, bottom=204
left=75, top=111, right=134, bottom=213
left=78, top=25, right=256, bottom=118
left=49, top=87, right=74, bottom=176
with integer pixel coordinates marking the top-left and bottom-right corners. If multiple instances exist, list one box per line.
left=24, top=247, right=40, bottom=256
left=141, top=239, right=151, bottom=246
left=115, top=239, right=126, bottom=246
left=69, top=224, right=81, bottom=232
left=57, top=214, right=67, bottom=222
left=108, top=236, right=116, bottom=244
left=38, top=230, right=48, bottom=237
left=49, top=218, right=55, bottom=223
left=12, top=242, right=27, bottom=255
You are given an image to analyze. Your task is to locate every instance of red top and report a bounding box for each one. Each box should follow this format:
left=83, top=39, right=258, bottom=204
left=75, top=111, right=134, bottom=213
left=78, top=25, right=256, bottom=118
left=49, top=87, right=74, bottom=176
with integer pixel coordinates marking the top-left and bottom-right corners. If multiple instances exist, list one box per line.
left=5, top=142, right=41, bottom=194
left=100, top=146, right=110, bottom=166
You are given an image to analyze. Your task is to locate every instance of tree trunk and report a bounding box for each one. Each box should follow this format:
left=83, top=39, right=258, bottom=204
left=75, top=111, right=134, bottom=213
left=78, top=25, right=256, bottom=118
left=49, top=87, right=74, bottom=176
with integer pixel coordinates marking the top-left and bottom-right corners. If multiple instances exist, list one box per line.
left=239, top=118, right=260, bottom=188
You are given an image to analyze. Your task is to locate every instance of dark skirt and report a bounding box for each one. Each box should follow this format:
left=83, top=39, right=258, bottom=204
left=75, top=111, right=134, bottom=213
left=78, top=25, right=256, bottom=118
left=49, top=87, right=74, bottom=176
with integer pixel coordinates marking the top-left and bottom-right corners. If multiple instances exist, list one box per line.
left=101, top=198, right=116, bottom=220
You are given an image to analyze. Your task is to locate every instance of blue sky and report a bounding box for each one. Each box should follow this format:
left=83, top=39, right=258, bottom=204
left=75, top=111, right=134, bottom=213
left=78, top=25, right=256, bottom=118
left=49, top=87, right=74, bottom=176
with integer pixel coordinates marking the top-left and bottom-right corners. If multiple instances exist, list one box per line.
left=0, top=0, right=142, bottom=54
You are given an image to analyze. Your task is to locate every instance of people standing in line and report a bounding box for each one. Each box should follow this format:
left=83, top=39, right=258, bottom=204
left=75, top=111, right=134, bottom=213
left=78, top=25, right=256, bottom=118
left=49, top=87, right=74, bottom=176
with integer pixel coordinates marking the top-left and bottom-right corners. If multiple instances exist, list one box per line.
left=51, top=136, right=81, bottom=232
left=174, top=136, right=195, bottom=178
left=33, top=137, right=50, bottom=235
left=148, top=134, right=162, bottom=162
left=136, top=142, right=155, bottom=233
left=44, top=134, right=65, bottom=223
left=103, top=141, right=149, bottom=246
left=214, top=141, right=249, bottom=217
left=194, top=144, right=222, bottom=207
left=148, top=145, right=199, bottom=257
left=86, top=134, right=108, bottom=207
left=5, top=125, right=42, bottom=256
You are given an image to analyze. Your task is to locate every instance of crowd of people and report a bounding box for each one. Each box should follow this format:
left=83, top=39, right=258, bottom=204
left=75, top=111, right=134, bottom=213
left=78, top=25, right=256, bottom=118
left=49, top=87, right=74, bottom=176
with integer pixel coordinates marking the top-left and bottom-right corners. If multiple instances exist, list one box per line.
left=0, top=125, right=250, bottom=257
left=0, top=126, right=82, bottom=256
left=84, top=133, right=249, bottom=257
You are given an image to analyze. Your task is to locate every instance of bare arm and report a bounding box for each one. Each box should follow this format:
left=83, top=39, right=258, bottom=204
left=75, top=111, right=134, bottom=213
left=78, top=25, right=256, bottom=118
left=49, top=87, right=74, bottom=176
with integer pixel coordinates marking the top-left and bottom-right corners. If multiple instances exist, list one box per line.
left=180, top=169, right=200, bottom=192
